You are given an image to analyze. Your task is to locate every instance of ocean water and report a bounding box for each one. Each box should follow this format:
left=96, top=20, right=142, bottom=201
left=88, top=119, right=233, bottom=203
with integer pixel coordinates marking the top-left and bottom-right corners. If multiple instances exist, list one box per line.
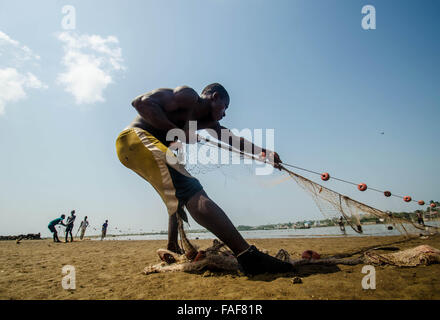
left=97, top=221, right=439, bottom=241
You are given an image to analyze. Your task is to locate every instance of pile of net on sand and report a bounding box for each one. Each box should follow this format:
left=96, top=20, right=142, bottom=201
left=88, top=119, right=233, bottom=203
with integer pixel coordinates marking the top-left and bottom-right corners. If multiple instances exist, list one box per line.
left=144, top=242, right=440, bottom=274
left=364, top=245, right=440, bottom=267
left=144, top=221, right=440, bottom=274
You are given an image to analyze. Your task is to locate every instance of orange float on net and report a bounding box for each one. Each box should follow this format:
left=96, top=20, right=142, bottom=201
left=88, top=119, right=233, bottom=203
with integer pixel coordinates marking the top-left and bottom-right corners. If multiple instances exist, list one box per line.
left=418, top=200, right=425, bottom=206
left=403, top=196, right=412, bottom=202
left=358, top=183, right=367, bottom=191
left=384, top=191, right=391, bottom=197
left=431, top=203, right=437, bottom=208
left=321, top=172, right=330, bottom=181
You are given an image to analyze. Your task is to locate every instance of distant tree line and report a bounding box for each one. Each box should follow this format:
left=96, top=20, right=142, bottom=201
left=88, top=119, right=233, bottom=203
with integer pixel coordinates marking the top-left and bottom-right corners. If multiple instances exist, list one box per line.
left=235, top=201, right=439, bottom=231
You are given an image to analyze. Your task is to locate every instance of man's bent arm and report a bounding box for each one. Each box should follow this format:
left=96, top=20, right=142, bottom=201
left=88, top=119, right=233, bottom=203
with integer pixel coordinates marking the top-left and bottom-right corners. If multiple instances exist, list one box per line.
left=132, top=98, right=178, bottom=131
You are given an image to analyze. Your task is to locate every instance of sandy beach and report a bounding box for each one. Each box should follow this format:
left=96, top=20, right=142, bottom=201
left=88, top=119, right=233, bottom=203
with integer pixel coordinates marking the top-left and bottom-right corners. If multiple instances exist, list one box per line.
left=0, top=235, right=439, bottom=300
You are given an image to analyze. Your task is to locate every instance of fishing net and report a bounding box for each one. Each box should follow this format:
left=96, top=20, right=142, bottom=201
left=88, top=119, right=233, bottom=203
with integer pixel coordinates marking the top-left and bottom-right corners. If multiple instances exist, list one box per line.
left=364, top=245, right=440, bottom=267
left=174, top=135, right=254, bottom=177
left=179, top=135, right=439, bottom=238
left=283, top=167, right=439, bottom=237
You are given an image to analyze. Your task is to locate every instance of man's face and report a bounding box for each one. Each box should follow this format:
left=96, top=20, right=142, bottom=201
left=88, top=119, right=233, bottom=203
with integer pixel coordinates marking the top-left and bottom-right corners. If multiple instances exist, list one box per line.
left=210, top=93, right=229, bottom=121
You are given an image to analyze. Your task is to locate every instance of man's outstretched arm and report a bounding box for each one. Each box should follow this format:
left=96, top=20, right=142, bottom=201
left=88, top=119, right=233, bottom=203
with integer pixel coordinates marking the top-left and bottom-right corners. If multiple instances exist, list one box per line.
left=218, top=125, right=263, bottom=154
left=208, top=124, right=282, bottom=167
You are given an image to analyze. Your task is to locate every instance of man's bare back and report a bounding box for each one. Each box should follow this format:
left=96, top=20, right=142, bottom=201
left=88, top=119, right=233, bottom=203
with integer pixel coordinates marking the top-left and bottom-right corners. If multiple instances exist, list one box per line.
left=128, top=86, right=229, bottom=146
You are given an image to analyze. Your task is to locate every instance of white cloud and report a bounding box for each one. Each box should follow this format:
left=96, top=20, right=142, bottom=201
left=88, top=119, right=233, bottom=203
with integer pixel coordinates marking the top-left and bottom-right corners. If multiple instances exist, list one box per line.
left=0, top=68, right=47, bottom=115
left=57, top=32, right=124, bottom=104
left=0, top=31, right=41, bottom=62
left=0, top=31, right=46, bottom=114
left=0, top=31, right=19, bottom=46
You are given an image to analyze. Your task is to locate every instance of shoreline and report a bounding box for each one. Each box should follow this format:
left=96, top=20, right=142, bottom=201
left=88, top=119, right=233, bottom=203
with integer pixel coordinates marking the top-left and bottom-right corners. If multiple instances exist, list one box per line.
left=5, top=233, right=423, bottom=242
left=1, top=234, right=439, bottom=300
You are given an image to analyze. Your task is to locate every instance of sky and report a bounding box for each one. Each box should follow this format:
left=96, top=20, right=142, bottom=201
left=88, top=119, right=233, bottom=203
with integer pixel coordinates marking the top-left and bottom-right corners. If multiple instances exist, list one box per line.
left=0, top=0, right=439, bottom=237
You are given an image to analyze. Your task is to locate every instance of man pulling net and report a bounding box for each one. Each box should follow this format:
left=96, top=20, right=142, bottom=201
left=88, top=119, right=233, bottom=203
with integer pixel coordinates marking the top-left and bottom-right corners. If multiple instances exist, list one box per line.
left=116, top=83, right=294, bottom=275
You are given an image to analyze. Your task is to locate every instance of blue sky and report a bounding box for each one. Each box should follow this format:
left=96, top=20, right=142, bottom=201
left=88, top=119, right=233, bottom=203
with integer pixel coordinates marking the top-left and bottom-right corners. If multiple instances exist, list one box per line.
left=0, top=0, right=439, bottom=237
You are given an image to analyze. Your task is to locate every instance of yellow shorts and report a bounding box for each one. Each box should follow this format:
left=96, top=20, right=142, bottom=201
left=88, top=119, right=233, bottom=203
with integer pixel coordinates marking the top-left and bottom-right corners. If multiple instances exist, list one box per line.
left=115, top=128, right=203, bottom=215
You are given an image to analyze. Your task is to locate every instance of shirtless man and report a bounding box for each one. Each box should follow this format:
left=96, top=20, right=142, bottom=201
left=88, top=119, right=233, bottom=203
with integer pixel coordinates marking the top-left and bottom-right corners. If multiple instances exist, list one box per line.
left=115, top=83, right=294, bottom=275
left=78, top=216, right=89, bottom=240
left=416, top=211, right=425, bottom=226
left=65, top=210, right=76, bottom=242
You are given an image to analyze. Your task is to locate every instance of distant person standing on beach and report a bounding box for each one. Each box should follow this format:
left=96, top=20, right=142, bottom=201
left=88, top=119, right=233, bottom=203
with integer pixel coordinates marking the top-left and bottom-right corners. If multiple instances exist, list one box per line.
left=65, top=210, right=76, bottom=243
left=338, top=216, right=346, bottom=233
left=78, top=216, right=89, bottom=240
left=416, top=211, right=425, bottom=226
left=48, top=215, right=66, bottom=243
left=101, top=220, right=108, bottom=240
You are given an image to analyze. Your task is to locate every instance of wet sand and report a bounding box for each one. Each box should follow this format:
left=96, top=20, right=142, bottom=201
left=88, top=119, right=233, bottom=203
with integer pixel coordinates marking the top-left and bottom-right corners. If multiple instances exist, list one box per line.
left=0, top=235, right=439, bottom=300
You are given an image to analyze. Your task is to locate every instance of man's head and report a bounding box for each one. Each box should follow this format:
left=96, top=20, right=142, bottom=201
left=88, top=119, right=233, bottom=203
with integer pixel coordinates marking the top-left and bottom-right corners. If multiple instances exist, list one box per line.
left=201, top=83, right=229, bottom=121
left=61, top=214, right=66, bottom=219
left=84, top=216, right=88, bottom=220
left=105, top=220, right=108, bottom=223
left=71, top=210, right=75, bottom=216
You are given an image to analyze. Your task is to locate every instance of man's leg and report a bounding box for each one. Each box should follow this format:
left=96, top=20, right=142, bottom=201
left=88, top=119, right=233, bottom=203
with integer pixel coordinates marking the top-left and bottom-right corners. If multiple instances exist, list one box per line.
left=185, top=189, right=295, bottom=275
left=54, top=231, right=60, bottom=242
left=49, top=226, right=55, bottom=242
left=167, top=214, right=182, bottom=253
left=185, top=190, right=249, bottom=255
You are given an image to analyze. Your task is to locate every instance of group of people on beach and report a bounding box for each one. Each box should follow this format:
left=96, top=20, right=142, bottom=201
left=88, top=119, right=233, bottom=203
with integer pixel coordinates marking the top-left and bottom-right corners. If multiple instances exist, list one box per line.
left=47, top=210, right=109, bottom=242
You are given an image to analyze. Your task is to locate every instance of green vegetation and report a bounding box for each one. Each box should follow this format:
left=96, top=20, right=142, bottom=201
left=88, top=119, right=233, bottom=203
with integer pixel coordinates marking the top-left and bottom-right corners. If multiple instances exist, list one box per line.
left=233, top=204, right=439, bottom=232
